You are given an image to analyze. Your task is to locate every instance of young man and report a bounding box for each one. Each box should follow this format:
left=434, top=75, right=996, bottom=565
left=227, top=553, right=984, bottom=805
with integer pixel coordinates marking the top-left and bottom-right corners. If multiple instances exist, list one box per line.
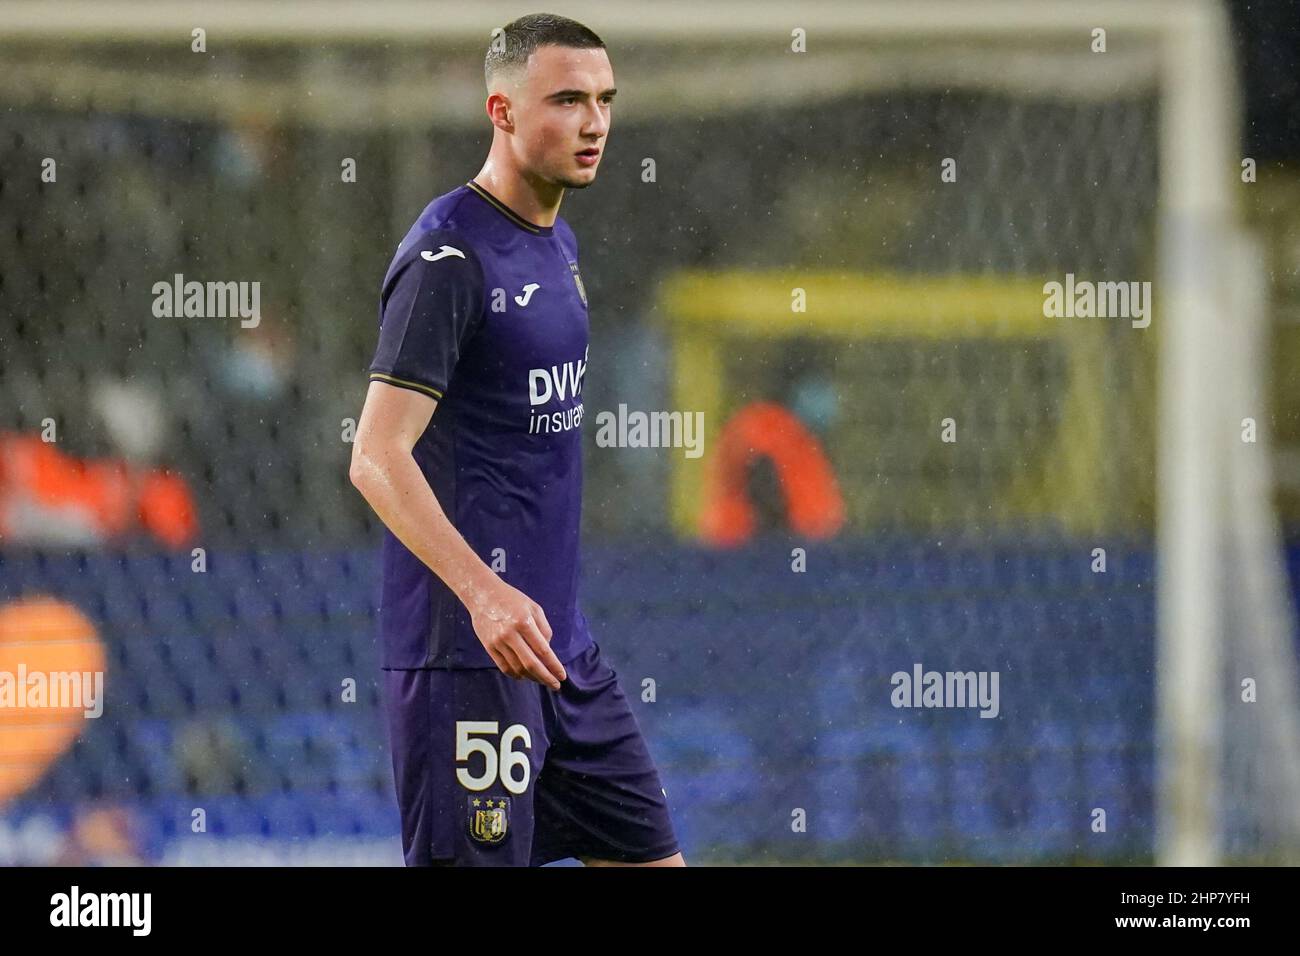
left=349, top=13, right=683, bottom=867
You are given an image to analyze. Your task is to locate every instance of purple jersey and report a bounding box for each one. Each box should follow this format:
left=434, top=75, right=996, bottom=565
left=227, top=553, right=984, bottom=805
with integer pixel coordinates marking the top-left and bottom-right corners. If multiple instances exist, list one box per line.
left=368, top=180, right=594, bottom=669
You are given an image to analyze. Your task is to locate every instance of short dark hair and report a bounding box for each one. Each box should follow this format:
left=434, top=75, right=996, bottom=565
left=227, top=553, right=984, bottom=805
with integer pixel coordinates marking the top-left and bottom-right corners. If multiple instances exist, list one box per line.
left=484, top=13, right=605, bottom=91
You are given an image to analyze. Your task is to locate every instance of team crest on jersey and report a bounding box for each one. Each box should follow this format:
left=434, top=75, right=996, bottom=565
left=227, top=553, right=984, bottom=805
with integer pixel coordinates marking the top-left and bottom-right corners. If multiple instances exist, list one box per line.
left=468, top=796, right=510, bottom=844
left=568, top=260, right=588, bottom=307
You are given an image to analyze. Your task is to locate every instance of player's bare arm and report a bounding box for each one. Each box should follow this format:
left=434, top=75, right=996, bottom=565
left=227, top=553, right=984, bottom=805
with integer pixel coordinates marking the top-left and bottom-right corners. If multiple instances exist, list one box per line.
left=349, top=380, right=566, bottom=689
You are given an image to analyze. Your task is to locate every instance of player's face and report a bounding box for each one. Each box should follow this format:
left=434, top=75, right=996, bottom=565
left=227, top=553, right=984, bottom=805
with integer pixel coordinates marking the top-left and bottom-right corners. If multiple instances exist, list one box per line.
left=515, top=45, right=615, bottom=190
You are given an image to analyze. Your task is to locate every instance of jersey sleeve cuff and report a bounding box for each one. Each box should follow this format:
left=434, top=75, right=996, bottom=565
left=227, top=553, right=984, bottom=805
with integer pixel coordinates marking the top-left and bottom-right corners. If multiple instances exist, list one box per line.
left=368, top=370, right=445, bottom=400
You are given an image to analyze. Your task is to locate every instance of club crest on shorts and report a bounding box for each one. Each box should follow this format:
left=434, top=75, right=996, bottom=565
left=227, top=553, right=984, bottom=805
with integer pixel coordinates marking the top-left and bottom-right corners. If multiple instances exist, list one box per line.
left=568, top=260, right=588, bottom=307
left=468, top=796, right=510, bottom=844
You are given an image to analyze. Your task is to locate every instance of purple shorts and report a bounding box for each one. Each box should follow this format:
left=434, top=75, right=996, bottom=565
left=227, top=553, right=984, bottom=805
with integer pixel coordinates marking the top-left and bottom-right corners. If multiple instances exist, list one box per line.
left=380, top=640, right=679, bottom=866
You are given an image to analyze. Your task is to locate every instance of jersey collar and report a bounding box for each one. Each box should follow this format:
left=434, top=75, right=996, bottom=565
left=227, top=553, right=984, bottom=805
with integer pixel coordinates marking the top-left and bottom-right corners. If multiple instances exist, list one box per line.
left=465, top=180, right=555, bottom=236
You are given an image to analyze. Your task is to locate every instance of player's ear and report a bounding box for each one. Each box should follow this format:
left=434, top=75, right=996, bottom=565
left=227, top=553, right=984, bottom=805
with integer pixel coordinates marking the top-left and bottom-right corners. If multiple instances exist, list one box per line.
left=486, top=92, right=514, bottom=133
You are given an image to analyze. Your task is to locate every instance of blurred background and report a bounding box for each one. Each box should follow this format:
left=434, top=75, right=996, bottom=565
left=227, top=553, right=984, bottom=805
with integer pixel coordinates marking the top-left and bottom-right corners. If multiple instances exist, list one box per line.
left=2, top=0, right=1299, bottom=865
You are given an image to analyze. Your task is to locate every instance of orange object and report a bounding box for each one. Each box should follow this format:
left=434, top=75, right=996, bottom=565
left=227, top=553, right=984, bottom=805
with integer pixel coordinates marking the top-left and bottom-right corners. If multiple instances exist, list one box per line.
left=0, top=598, right=106, bottom=807
left=0, top=431, right=199, bottom=546
left=137, top=470, right=200, bottom=549
left=700, top=401, right=845, bottom=546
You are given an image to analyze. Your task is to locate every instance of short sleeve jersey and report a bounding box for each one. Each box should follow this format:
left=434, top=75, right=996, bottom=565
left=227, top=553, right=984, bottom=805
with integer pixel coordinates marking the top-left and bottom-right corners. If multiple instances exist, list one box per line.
left=367, top=180, right=594, bottom=668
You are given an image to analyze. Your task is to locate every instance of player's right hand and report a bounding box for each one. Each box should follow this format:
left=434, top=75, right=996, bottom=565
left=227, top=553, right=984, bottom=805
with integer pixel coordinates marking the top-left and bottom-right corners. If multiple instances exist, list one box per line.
left=468, top=578, right=564, bottom=690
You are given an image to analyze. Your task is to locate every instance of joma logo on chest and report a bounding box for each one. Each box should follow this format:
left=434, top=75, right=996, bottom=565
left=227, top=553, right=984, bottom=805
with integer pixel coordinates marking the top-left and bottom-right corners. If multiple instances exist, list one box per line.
left=488, top=284, right=542, bottom=311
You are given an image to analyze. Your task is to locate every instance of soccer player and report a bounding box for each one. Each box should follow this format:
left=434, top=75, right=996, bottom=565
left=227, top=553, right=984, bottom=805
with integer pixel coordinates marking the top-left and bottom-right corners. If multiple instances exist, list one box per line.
left=349, top=13, right=684, bottom=867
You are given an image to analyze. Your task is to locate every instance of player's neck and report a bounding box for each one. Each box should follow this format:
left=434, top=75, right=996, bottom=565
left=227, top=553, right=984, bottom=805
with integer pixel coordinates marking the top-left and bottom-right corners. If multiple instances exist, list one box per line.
left=471, top=164, right=562, bottom=229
